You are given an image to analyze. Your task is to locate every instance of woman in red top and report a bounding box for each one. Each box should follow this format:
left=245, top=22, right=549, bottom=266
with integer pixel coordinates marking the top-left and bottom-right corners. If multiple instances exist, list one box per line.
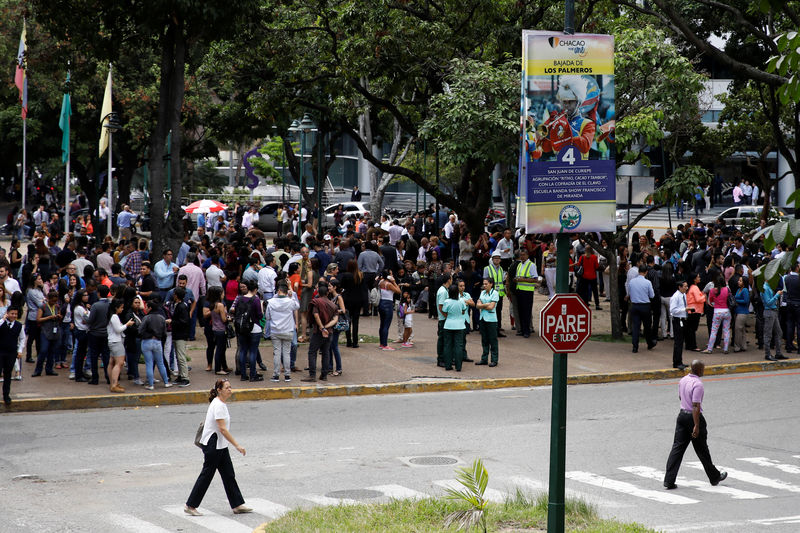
left=224, top=271, right=241, bottom=310
left=576, top=246, right=601, bottom=310
left=703, top=275, right=731, bottom=354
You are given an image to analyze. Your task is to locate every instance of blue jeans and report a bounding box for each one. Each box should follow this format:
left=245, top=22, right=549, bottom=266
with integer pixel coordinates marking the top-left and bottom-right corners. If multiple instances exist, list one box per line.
left=290, top=329, right=298, bottom=369
left=330, top=330, right=342, bottom=371
left=58, top=323, right=73, bottom=364
left=378, top=300, right=394, bottom=346
left=238, top=331, right=261, bottom=380
left=35, top=333, right=60, bottom=374
left=141, top=338, right=169, bottom=387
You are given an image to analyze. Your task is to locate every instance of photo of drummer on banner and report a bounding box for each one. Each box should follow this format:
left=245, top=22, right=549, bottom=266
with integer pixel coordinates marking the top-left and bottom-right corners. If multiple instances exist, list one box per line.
left=526, top=74, right=615, bottom=163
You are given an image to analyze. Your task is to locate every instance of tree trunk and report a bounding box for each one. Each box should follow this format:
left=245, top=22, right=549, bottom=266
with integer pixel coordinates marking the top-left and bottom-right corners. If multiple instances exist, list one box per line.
left=165, top=24, right=186, bottom=252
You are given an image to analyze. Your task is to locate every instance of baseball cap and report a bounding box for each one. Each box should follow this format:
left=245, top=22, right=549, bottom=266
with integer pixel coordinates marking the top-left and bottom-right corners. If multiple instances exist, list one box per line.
left=491, top=251, right=501, bottom=258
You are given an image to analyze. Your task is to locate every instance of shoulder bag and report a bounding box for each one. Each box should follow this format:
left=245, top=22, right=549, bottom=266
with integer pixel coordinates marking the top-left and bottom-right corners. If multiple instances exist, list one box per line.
left=194, top=422, right=205, bottom=449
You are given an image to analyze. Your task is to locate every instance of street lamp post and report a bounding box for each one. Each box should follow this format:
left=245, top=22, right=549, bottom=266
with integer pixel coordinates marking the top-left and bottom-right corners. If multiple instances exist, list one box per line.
left=289, top=114, right=318, bottom=234
left=102, top=111, right=122, bottom=236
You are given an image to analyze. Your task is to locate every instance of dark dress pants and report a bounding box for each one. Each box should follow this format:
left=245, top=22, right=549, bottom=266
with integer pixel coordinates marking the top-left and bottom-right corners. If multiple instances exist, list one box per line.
left=1, top=352, right=17, bottom=401
left=672, top=317, right=685, bottom=367
left=630, top=303, right=654, bottom=350
left=186, top=434, right=245, bottom=509
left=650, top=297, right=661, bottom=340
left=204, top=324, right=215, bottom=366
left=436, top=320, right=445, bottom=365
left=344, top=302, right=361, bottom=347
left=87, top=334, right=110, bottom=384
left=684, top=312, right=701, bottom=351
left=664, top=412, right=721, bottom=486
left=516, top=290, right=534, bottom=336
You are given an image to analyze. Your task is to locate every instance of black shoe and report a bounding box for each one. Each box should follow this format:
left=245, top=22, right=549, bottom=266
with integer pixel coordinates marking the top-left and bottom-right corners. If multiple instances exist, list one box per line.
left=250, top=375, right=264, bottom=382
left=25, top=358, right=34, bottom=363
left=46, top=372, right=59, bottom=376
left=775, top=354, right=788, bottom=360
left=234, top=369, right=241, bottom=376
left=647, top=342, right=657, bottom=350
left=765, top=355, right=778, bottom=361
left=3, top=397, right=10, bottom=405
left=318, top=374, right=327, bottom=381
left=290, top=367, right=299, bottom=372
left=674, top=364, right=688, bottom=371
left=352, top=344, right=359, bottom=348
left=31, top=373, right=41, bottom=377
left=488, top=362, right=497, bottom=367
left=463, top=357, right=474, bottom=362
left=523, top=333, right=530, bottom=338
left=664, top=482, right=678, bottom=490
left=300, top=376, right=317, bottom=382
left=497, top=332, right=507, bottom=338
left=475, top=361, right=488, bottom=365
left=88, top=380, right=98, bottom=385
left=346, top=343, right=353, bottom=348
left=437, top=361, right=445, bottom=368
left=444, top=367, right=453, bottom=371
left=74, top=377, right=87, bottom=382
left=711, top=471, right=727, bottom=486
left=595, top=306, right=602, bottom=310
left=241, top=376, right=249, bottom=381
left=258, top=363, right=267, bottom=371
left=178, top=379, right=191, bottom=387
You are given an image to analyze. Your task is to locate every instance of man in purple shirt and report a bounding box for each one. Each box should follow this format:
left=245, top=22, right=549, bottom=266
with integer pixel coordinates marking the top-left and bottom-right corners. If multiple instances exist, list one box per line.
left=663, top=360, right=727, bottom=489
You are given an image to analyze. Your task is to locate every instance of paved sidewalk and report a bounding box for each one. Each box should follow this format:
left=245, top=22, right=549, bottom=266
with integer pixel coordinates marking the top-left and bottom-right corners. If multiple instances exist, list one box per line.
left=3, top=295, right=797, bottom=412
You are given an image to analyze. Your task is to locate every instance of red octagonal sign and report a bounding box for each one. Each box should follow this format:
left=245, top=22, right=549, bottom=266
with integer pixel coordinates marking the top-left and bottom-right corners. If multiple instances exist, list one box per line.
left=539, top=293, right=592, bottom=353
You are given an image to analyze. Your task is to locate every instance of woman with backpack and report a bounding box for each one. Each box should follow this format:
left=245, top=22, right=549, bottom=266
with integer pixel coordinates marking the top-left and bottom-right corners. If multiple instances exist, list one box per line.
left=230, top=279, right=263, bottom=382
left=702, top=275, right=732, bottom=354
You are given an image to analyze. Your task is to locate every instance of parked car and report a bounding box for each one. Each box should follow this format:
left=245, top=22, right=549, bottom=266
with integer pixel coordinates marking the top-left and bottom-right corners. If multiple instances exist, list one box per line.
left=717, top=205, right=786, bottom=228
left=254, top=202, right=284, bottom=233
left=324, top=202, right=370, bottom=226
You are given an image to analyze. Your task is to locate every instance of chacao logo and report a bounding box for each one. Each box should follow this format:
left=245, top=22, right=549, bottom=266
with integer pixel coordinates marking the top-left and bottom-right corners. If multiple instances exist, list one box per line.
left=547, top=36, right=587, bottom=56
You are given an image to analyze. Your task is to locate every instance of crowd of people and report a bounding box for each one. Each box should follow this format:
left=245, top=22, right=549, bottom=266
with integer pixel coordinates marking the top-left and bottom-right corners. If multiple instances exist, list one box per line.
left=0, top=196, right=790, bottom=404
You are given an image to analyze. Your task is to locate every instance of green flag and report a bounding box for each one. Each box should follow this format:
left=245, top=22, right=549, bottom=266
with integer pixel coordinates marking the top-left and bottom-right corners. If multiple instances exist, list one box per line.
left=59, top=74, right=71, bottom=164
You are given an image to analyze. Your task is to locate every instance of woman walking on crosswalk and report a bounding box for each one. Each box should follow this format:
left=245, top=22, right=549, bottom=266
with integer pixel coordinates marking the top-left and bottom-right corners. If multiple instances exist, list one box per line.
left=186, top=379, right=252, bottom=516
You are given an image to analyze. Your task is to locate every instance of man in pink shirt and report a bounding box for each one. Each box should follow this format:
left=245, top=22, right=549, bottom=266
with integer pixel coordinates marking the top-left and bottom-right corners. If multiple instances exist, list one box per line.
left=178, top=252, right=206, bottom=341
left=663, top=360, right=727, bottom=489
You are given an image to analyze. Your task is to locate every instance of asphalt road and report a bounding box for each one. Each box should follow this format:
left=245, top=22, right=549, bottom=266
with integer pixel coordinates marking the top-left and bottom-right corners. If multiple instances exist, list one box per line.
left=1, top=369, right=798, bottom=533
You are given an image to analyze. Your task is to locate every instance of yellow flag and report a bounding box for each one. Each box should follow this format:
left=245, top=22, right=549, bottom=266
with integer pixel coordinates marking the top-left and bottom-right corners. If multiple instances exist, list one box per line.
left=98, top=68, right=112, bottom=157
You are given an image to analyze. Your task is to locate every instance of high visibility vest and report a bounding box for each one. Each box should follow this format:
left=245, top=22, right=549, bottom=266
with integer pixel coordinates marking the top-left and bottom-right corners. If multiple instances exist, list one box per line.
left=515, top=260, right=537, bottom=292
left=487, top=264, right=505, bottom=296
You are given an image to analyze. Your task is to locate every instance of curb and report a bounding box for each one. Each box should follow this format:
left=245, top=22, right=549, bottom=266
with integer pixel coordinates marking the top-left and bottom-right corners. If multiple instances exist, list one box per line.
left=3, top=359, right=800, bottom=414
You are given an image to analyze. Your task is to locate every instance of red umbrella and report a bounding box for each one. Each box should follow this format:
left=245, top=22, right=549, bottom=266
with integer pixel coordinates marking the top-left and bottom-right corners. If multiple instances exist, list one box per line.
left=184, top=199, right=228, bottom=214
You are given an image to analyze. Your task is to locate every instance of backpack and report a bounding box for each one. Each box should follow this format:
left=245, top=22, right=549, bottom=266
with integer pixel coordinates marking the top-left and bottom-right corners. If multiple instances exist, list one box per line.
left=234, top=296, right=254, bottom=334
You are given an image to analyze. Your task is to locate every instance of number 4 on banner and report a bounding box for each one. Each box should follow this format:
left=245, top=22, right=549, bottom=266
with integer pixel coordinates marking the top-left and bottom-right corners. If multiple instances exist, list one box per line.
left=561, top=147, right=576, bottom=165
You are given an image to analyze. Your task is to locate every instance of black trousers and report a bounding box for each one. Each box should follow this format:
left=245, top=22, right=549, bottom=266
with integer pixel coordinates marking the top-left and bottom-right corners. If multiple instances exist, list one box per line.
left=186, top=434, right=245, bottom=509
left=672, top=317, right=685, bottom=367
left=496, top=296, right=504, bottom=329
left=630, top=303, right=654, bottom=350
left=87, top=334, right=110, bottom=384
left=650, top=297, right=661, bottom=340
left=307, top=330, right=331, bottom=377
left=437, top=320, right=445, bottom=365
left=1, top=352, right=17, bottom=401
left=344, top=302, right=361, bottom=347
left=664, top=411, right=721, bottom=486
left=516, top=290, right=534, bottom=336
left=684, top=312, right=701, bottom=351
left=204, top=325, right=215, bottom=366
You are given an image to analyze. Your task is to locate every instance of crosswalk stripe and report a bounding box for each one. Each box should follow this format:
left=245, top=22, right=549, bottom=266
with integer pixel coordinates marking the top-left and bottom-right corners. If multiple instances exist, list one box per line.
left=507, top=475, right=627, bottom=508
left=433, top=479, right=506, bottom=503
left=565, top=471, right=699, bottom=505
left=686, top=463, right=800, bottom=493
left=106, top=513, right=173, bottom=533
left=738, top=457, right=800, bottom=475
left=246, top=498, right=289, bottom=519
left=619, top=466, right=767, bottom=500
left=368, top=484, right=428, bottom=500
left=162, top=505, right=252, bottom=533
left=301, top=495, right=360, bottom=506
left=751, top=515, right=800, bottom=525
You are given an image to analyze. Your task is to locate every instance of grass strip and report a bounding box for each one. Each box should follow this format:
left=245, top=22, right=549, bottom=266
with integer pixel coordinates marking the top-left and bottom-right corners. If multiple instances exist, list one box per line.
left=257, top=491, right=655, bottom=533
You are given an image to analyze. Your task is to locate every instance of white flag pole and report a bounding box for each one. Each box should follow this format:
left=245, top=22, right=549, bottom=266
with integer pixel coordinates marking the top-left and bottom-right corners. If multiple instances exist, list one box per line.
left=106, top=64, right=113, bottom=237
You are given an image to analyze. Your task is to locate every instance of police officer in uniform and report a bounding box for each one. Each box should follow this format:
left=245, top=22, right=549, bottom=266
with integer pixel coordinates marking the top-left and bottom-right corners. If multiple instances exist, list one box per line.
left=514, top=248, right=539, bottom=338
left=483, top=251, right=506, bottom=337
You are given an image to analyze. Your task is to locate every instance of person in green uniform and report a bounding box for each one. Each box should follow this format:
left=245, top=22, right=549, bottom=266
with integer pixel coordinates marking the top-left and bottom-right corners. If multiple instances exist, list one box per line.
left=514, top=248, right=539, bottom=338
left=483, top=251, right=506, bottom=337
left=441, top=285, right=467, bottom=371
left=457, top=279, right=475, bottom=364
left=435, top=274, right=453, bottom=368
left=476, top=278, right=500, bottom=366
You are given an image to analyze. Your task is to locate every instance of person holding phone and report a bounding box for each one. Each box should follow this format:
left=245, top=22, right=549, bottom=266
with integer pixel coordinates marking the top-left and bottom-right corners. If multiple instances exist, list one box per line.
left=669, top=281, right=690, bottom=371
left=761, top=277, right=786, bottom=361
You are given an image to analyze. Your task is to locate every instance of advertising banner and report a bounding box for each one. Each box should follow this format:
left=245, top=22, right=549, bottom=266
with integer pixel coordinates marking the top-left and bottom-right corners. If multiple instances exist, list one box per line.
left=518, top=31, right=616, bottom=233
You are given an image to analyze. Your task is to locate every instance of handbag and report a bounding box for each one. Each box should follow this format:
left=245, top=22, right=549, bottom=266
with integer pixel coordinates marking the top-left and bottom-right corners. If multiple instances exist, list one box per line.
left=225, top=322, right=236, bottom=339
left=194, top=422, right=205, bottom=449
left=574, top=258, right=584, bottom=279
left=334, top=310, right=351, bottom=332
left=726, top=289, right=736, bottom=312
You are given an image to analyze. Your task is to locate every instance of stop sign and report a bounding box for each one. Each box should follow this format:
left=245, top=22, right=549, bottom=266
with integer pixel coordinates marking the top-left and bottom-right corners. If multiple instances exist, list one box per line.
left=539, top=294, right=592, bottom=353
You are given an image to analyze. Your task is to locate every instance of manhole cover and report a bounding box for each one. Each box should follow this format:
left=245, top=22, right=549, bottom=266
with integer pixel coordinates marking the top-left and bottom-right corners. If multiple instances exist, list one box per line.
left=408, top=456, right=459, bottom=466
left=325, top=489, right=383, bottom=500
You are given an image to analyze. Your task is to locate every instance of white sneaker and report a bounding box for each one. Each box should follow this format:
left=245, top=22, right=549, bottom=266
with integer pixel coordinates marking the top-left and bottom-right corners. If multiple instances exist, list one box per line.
left=133, top=379, right=144, bottom=386
left=69, top=372, right=76, bottom=380
left=164, top=382, right=173, bottom=388
left=144, top=385, right=154, bottom=391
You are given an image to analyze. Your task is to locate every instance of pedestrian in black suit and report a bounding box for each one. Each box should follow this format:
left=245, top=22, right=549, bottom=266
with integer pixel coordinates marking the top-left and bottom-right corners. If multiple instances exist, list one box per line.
left=0, top=307, right=26, bottom=405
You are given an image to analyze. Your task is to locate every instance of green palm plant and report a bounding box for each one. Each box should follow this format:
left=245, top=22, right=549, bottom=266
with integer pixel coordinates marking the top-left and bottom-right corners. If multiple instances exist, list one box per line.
left=444, top=458, right=490, bottom=533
